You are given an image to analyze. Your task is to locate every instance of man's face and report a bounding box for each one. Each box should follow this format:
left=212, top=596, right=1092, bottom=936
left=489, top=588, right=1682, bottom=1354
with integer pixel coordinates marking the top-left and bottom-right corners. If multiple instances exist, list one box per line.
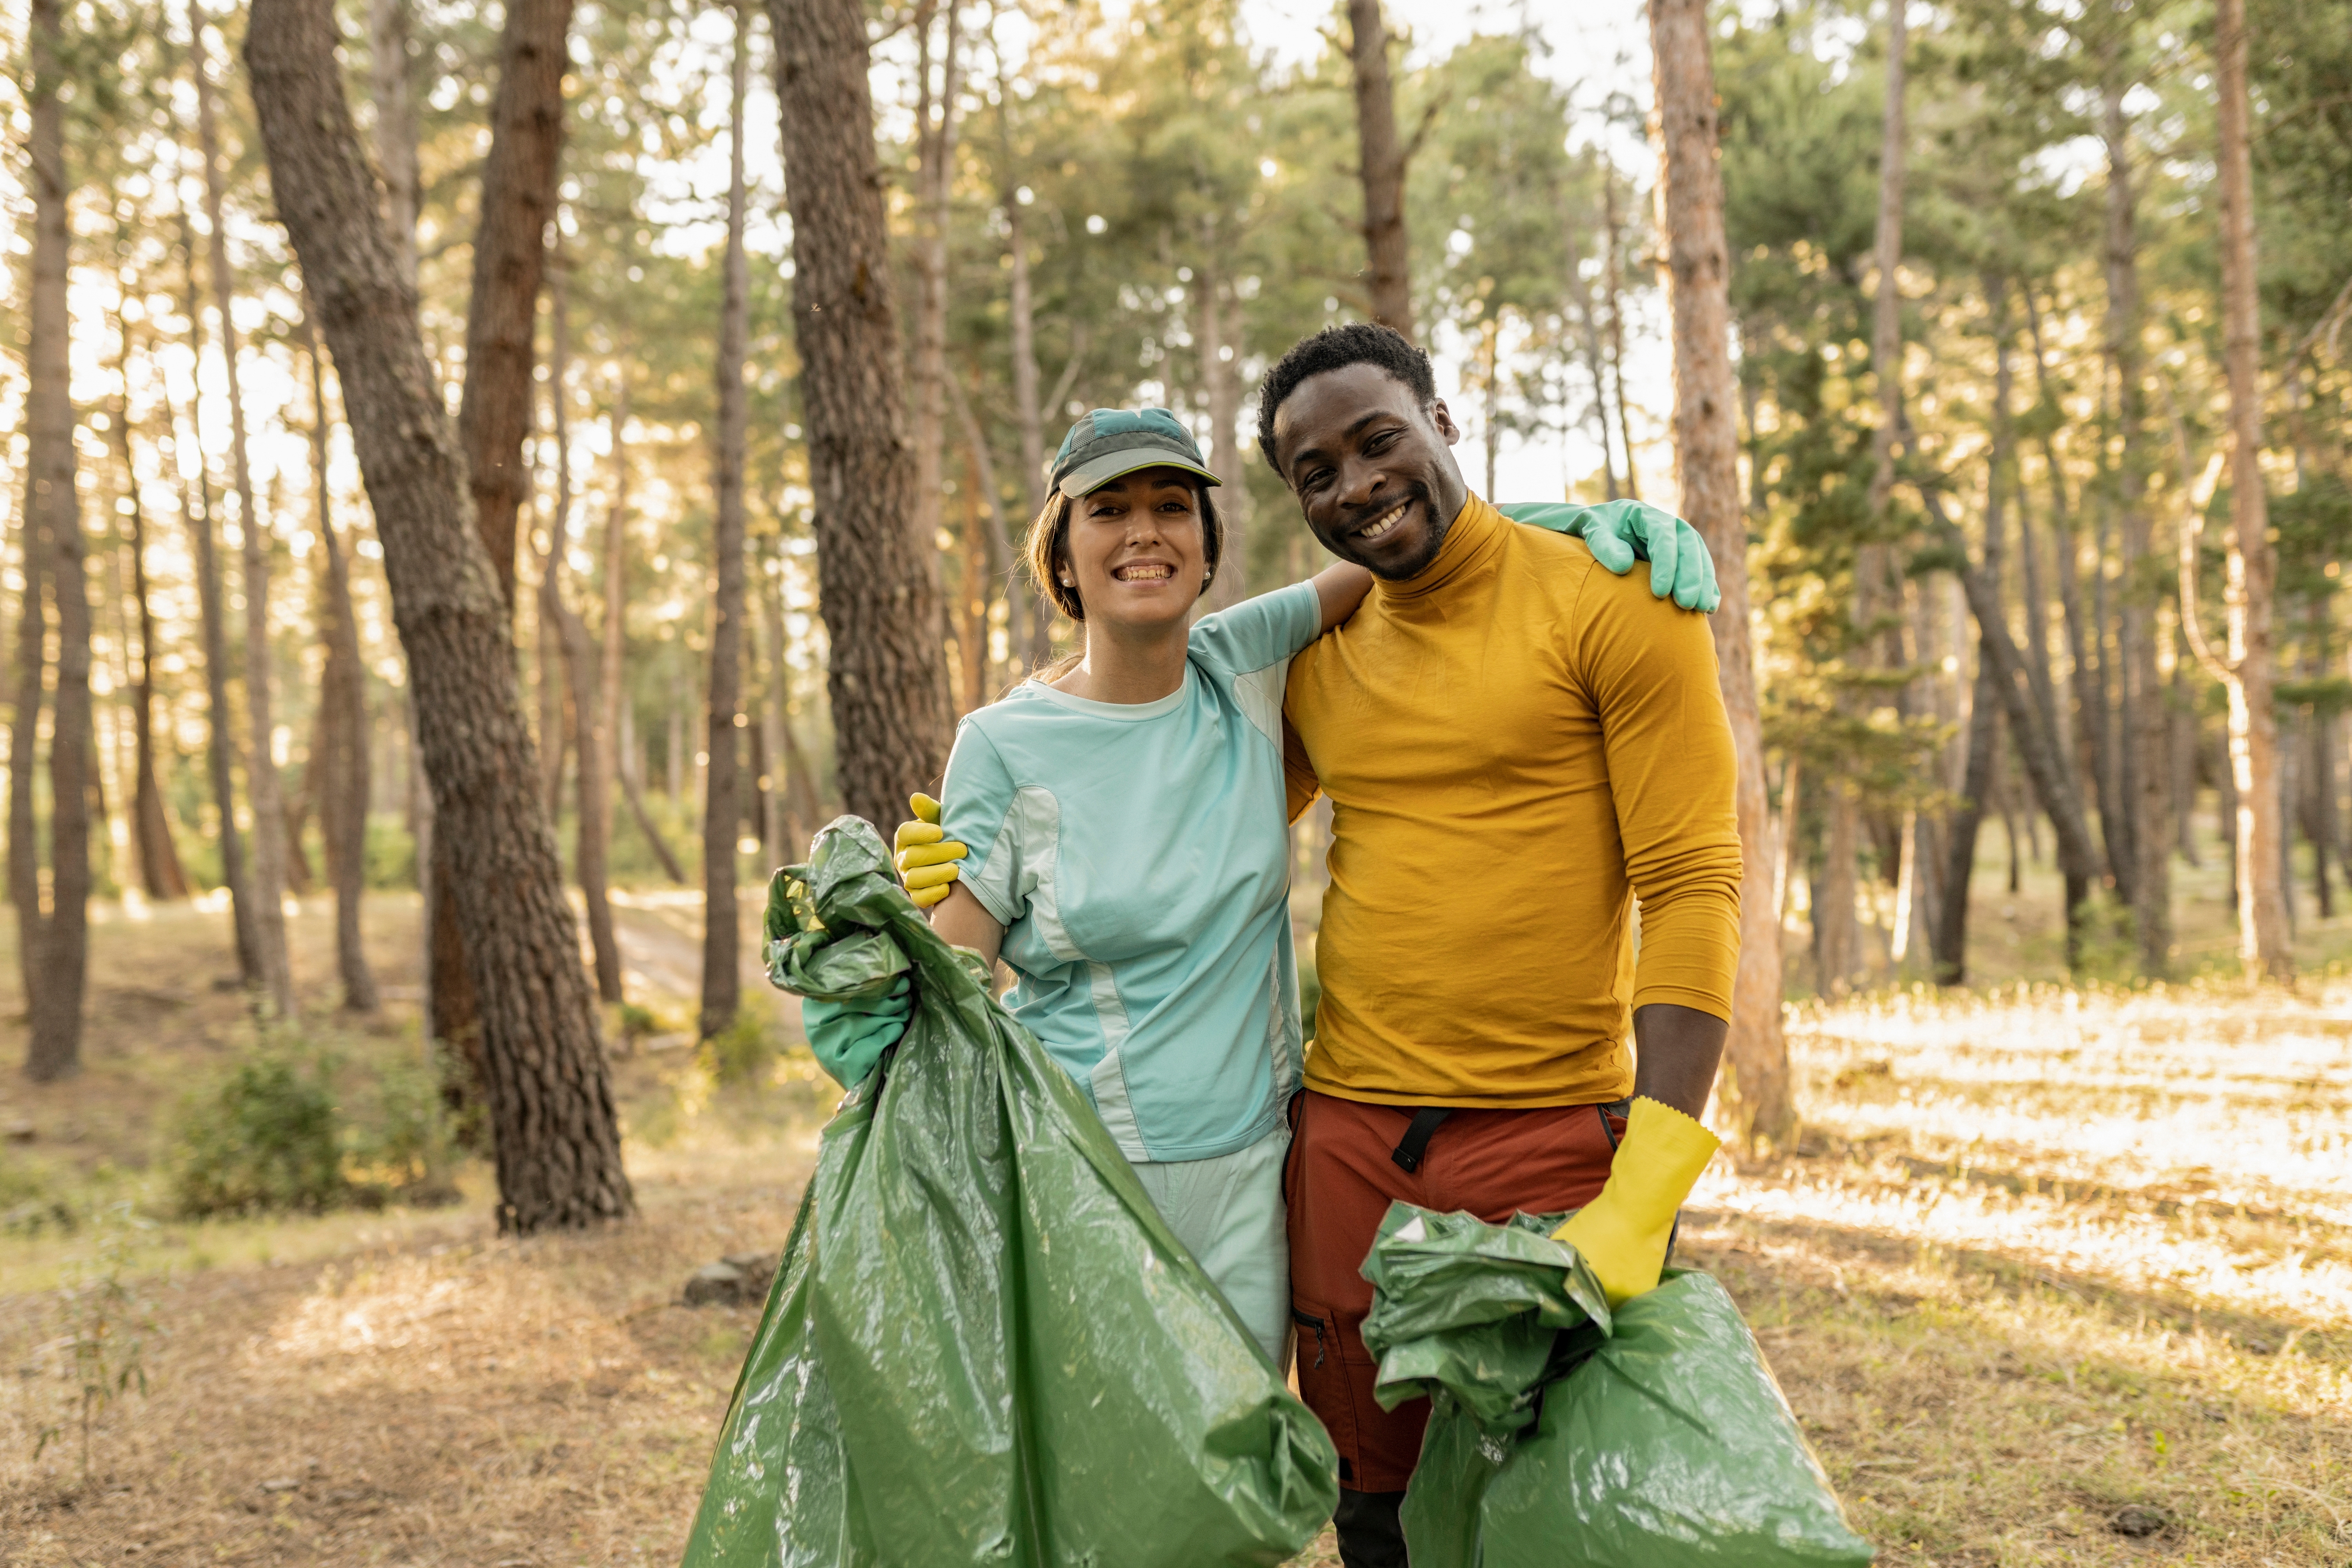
left=1270, top=363, right=1469, bottom=581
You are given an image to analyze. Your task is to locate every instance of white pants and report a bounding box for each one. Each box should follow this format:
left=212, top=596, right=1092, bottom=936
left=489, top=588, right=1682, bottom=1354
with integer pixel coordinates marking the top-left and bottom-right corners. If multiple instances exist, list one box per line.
left=1129, top=1124, right=1292, bottom=1368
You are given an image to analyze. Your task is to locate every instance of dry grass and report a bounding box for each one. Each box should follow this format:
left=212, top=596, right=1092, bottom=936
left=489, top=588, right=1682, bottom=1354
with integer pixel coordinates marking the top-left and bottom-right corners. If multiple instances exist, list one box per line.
left=4, top=895, right=2348, bottom=1565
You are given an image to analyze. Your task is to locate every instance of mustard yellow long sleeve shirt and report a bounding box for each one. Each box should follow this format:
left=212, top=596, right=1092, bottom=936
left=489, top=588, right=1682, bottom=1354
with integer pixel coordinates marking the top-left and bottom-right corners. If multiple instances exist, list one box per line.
left=1281, top=494, right=1744, bottom=1108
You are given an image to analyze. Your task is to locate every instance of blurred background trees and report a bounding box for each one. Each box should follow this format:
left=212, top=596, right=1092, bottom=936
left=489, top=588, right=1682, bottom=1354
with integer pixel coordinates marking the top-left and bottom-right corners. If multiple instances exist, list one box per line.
left=4, top=0, right=2351, bottom=1188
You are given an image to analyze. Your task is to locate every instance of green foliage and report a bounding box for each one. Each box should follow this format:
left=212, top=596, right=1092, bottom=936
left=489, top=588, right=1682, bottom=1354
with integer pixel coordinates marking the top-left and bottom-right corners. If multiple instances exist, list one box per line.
left=32, top=1203, right=158, bottom=1481
left=702, top=1007, right=778, bottom=1089
left=364, top=815, right=418, bottom=889
left=166, top=1045, right=351, bottom=1219
left=345, top=1043, right=464, bottom=1205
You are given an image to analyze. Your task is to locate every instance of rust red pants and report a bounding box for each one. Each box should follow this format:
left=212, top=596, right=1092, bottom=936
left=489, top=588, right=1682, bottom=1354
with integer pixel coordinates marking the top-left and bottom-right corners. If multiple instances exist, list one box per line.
left=1284, top=1090, right=1624, bottom=1494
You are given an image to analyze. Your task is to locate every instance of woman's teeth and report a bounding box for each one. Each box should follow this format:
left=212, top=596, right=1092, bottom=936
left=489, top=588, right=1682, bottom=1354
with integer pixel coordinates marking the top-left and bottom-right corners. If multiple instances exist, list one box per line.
left=1113, top=563, right=1173, bottom=581
left=1356, top=500, right=1410, bottom=541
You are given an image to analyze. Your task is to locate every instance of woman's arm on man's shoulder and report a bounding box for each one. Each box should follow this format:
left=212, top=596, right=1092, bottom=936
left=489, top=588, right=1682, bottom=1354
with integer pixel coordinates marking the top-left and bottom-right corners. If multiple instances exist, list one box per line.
left=1310, top=561, right=1374, bottom=634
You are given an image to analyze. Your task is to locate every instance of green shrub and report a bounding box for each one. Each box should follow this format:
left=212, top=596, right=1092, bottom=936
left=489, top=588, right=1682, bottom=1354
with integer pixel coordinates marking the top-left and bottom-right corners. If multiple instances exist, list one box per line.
left=167, top=1049, right=351, bottom=1218
left=347, top=1043, right=463, bottom=1205
left=364, top=815, right=417, bottom=889
left=702, top=1008, right=777, bottom=1088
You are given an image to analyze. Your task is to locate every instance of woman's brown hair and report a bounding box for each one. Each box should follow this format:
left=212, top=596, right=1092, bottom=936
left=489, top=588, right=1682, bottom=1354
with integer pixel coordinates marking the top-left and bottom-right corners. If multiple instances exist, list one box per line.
left=1020, top=476, right=1225, bottom=626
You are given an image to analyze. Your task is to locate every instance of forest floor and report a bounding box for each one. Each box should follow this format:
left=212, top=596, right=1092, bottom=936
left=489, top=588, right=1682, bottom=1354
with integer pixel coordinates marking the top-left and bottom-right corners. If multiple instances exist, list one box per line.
left=1, top=887, right=2348, bottom=1566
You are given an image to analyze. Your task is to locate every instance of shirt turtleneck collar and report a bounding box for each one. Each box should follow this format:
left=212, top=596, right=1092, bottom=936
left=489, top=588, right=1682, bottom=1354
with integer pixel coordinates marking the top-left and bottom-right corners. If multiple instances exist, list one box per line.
left=1375, top=491, right=1506, bottom=604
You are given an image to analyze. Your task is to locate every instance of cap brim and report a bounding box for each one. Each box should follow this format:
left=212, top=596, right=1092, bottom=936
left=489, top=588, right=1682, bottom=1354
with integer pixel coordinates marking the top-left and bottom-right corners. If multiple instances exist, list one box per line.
left=1057, top=450, right=1223, bottom=498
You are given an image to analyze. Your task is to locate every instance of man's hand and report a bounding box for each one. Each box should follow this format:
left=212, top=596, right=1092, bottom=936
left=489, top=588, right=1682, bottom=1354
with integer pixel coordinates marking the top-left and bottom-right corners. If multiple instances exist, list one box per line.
left=1501, top=500, right=1722, bottom=613
left=893, top=793, right=967, bottom=909
left=1550, top=1096, right=1722, bottom=1305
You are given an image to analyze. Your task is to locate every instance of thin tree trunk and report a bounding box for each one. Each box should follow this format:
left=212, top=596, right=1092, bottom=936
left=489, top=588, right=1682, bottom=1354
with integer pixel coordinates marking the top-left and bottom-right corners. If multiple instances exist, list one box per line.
left=947, top=371, right=1011, bottom=701
left=1773, top=754, right=1800, bottom=924
left=769, top=0, right=955, bottom=829
left=166, top=192, right=256, bottom=980
left=1561, top=178, right=1619, bottom=500
left=1818, top=790, right=1860, bottom=993
left=620, top=755, right=687, bottom=884
left=1198, top=242, right=1251, bottom=608
left=1601, top=167, right=1639, bottom=499
left=541, top=255, right=621, bottom=1003
left=2174, top=663, right=2203, bottom=866
left=600, top=371, right=632, bottom=895
left=195, top=8, right=296, bottom=1020
left=301, top=310, right=379, bottom=1012
left=908, top=1, right=962, bottom=647
left=16, top=0, right=93, bottom=1081
left=990, top=30, right=1056, bottom=677
left=2103, top=77, right=2171, bottom=975
left=1648, top=0, right=1793, bottom=1147
left=2212, top=0, right=2292, bottom=980
left=109, top=314, right=191, bottom=901
left=247, top=0, right=633, bottom=1230
left=1347, top=0, right=1414, bottom=338
left=1937, top=659, right=2000, bottom=986
left=430, top=0, right=575, bottom=1072
left=701, top=6, right=751, bottom=1042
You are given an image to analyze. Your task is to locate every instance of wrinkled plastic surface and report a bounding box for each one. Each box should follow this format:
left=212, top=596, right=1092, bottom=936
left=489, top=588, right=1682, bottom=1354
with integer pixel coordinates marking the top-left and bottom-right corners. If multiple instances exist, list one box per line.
left=683, top=817, right=1339, bottom=1568
left=1364, top=1203, right=1873, bottom=1568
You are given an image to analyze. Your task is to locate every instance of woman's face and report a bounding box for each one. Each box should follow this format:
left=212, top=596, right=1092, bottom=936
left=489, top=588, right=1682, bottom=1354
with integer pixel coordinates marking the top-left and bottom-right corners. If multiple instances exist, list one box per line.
left=1058, top=466, right=1209, bottom=635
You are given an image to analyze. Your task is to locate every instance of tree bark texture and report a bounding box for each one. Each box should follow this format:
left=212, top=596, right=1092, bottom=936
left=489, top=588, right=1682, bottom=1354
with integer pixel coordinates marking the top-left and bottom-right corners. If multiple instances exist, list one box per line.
left=2211, top=0, right=2292, bottom=980
left=246, top=0, right=633, bottom=1231
left=1937, top=659, right=2000, bottom=985
left=2102, top=84, right=2171, bottom=975
left=303, top=312, right=379, bottom=1012
left=1866, top=0, right=1907, bottom=521
left=196, top=8, right=296, bottom=1019
left=1646, top=0, right=1792, bottom=1148
left=701, top=7, right=751, bottom=1041
left=1601, top=169, right=1640, bottom=499
left=169, top=194, right=259, bottom=983
left=367, top=0, right=420, bottom=290
left=15, top=0, right=94, bottom=1082
left=1347, top=0, right=1414, bottom=339
left=768, top=0, right=954, bottom=830
left=110, top=318, right=191, bottom=901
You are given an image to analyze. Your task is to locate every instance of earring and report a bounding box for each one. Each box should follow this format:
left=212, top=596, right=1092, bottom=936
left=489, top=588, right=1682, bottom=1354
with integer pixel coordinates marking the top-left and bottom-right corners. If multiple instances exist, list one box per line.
left=1060, top=575, right=1074, bottom=586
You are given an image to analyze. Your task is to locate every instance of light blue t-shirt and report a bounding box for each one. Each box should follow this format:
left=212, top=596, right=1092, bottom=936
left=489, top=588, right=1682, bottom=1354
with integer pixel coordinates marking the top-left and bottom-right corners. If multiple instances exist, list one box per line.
left=939, top=581, right=1324, bottom=1163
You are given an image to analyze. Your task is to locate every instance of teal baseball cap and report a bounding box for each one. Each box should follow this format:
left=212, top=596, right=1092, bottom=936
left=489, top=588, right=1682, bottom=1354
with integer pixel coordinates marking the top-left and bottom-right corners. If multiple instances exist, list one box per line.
left=1048, top=408, right=1223, bottom=499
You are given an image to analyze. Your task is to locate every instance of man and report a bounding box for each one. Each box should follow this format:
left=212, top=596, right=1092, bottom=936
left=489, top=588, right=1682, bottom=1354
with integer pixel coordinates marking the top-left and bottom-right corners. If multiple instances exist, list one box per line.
left=888, top=327, right=1738, bottom=1566
left=1263, top=323, right=1740, bottom=1567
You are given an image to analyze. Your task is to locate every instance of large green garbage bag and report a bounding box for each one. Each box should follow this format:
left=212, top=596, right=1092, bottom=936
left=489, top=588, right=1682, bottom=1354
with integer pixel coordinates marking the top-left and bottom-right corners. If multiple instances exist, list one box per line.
left=1361, top=1204, right=1873, bottom=1568
left=682, top=818, right=1339, bottom=1568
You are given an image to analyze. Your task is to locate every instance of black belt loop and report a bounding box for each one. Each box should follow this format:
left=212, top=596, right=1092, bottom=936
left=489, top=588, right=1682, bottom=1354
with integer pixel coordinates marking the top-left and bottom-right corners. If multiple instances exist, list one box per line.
left=1595, top=1100, right=1628, bottom=1152
left=1391, top=1107, right=1455, bottom=1173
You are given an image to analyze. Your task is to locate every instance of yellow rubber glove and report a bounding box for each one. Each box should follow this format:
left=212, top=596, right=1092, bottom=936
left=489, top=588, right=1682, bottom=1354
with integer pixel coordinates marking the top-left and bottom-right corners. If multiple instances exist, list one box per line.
left=892, top=793, right=968, bottom=909
left=1551, top=1097, right=1722, bottom=1306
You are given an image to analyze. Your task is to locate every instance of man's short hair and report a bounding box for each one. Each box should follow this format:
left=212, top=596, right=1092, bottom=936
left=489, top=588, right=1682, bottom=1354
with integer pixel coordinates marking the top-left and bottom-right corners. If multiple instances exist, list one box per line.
left=1254, top=322, right=1437, bottom=474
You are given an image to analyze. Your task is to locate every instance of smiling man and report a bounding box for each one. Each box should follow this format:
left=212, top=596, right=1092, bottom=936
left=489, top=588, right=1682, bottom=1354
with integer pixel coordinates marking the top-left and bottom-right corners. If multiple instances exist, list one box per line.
left=1261, top=323, right=1744, bottom=1567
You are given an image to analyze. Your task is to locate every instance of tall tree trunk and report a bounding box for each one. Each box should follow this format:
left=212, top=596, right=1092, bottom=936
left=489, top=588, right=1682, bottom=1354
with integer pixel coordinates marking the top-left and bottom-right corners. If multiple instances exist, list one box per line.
left=195, top=8, right=296, bottom=1020
left=541, top=257, right=621, bottom=1003
left=1347, top=0, right=1414, bottom=338
left=1647, top=0, right=1793, bottom=1147
left=1937, top=661, right=2000, bottom=986
left=15, top=0, right=93, bottom=1081
left=908, top=1, right=962, bottom=648
left=302, top=310, right=379, bottom=1012
left=2102, top=78, right=2171, bottom=975
left=769, top=0, right=954, bottom=829
left=947, top=370, right=1011, bottom=699
left=432, top=0, right=576, bottom=1072
left=2210, top=0, right=2291, bottom=979
left=246, top=0, right=634, bottom=1231
left=167, top=192, right=258, bottom=980
left=600, top=371, right=633, bottom=891
left=1004, top=185, right=1053, bottom=670
left=109, top=315, right=191, bottom=901
left=366, top=0, right=419, bottom=289
left=701, top=7, right=751, bottom=1042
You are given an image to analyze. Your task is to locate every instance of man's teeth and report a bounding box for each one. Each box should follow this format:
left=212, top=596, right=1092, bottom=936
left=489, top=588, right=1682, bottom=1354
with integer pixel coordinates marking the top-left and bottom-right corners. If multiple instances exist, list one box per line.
left=1356, top=500, right=1410, bottom=541
left=1114, top=563, right=1173, bottom=581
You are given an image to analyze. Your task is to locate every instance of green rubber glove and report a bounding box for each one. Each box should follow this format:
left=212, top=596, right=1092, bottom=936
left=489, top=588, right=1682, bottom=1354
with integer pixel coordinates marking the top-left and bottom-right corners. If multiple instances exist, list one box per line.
left=800, top=976, right=913, bottom=1089
left=1500, top=499, right=1722, bottom=613
left=1550, top=1096, right=1722, bottom=1306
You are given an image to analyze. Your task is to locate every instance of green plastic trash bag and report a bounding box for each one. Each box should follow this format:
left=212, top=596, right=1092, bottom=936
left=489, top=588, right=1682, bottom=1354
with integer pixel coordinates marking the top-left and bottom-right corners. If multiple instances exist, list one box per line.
left=682, top=817, right=1339, bottom=1568
left=1361, top=1204, right=1873, bottom=1568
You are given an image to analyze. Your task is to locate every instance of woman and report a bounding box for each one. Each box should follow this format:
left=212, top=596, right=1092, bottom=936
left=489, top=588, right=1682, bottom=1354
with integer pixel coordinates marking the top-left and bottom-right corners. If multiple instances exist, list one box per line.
left=801, top=408, right=1359, bottom=1365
